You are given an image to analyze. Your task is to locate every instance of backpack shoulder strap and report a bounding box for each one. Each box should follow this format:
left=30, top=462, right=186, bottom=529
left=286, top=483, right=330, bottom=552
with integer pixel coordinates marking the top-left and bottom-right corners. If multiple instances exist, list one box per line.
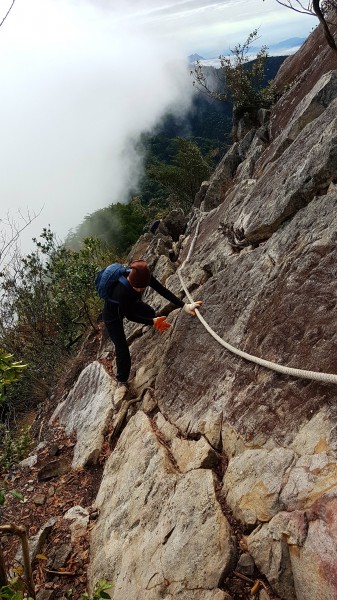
left=118, top=273, right=131, bottom=290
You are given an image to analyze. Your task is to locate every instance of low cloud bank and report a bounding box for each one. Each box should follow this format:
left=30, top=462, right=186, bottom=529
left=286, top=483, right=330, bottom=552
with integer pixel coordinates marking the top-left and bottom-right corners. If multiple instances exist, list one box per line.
left=0, top=0, right=193, bottom=252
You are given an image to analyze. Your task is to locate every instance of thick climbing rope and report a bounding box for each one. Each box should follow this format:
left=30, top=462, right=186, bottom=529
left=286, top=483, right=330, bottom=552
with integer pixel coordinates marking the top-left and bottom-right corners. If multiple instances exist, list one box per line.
left=178, top=216, right=337, bottom=384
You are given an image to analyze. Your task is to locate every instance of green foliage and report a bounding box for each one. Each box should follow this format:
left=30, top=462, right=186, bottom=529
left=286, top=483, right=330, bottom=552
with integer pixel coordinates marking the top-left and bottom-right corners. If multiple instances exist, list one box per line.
left=66, top=198, right=149, bottom=254
left=0, top=425, right=31, bottom=470
left=82, top=580, right=113, bottom=600
left=147, top=138, right=212, bottom=212
left=0, top=577, right=33, bottom=600
left=0, top=482, right=24, bottom=506
left=68, top=136, right=221, bottom=250
left=0, top=580, right=112, bottom=600
left=191, top=30, right=277, bottom=123
left=137, top=133, right=224, bottom=207
left=0, top=351, right=27, bottom=406
left=0, top=229, right=113, bottom=410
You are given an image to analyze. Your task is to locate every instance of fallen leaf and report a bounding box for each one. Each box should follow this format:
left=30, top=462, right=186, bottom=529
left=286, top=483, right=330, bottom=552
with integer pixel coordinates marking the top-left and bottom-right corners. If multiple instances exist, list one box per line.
left=250, top=580, right=262, bottom=595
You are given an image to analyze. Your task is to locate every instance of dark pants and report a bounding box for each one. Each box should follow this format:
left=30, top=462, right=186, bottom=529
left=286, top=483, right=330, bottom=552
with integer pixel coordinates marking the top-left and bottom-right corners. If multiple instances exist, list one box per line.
left=103, top=301, right=155, bottom=383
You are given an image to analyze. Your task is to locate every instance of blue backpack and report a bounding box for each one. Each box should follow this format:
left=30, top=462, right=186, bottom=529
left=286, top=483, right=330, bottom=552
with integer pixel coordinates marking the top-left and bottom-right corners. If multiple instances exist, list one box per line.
left=95, top=263, right=130, bottom=300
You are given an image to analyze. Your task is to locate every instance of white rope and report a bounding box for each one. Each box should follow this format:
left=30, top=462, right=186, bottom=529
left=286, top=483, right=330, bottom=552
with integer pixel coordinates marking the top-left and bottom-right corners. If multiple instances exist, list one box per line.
left=178, top=214, right=337, bottom=384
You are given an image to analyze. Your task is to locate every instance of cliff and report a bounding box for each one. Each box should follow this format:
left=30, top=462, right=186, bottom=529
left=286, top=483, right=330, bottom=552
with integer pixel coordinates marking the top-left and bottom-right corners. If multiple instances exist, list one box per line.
left=7, top=17, right=337, bottom=600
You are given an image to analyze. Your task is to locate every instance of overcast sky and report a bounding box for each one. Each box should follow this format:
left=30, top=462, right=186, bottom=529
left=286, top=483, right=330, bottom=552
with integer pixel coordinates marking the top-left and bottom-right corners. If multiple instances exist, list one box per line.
left=0, top=0, right=316, bottom=253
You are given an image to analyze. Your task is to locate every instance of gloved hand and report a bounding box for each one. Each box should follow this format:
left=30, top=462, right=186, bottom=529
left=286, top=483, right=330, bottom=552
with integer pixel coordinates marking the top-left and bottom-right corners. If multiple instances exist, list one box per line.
left=183, top=301, right=203, bottom=316
left=153, top=316, right=171, bottom=333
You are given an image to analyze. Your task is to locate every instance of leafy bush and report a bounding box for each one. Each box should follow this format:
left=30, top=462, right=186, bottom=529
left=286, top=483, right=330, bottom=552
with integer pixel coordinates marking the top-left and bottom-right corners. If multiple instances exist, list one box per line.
left=82, top=580, right=113, bottom=600
left=0, top=425, right=31, bottom=470
left=191, top=30, right=277, bottom=126
left=0, top=230, right=113, bottom=411
left=147, top=138, right=212, bottom=212
left=0, top=351, right=27, bottom=407
left=66, top=198, right=149, bottom=253
left=0, top=584, right=33, bottom=600
left=0, top=580, right=113, bottom=600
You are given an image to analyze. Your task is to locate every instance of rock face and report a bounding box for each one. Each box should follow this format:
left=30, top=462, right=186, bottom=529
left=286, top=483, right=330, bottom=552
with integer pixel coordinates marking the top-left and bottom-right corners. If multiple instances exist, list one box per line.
left=223, top=448, right=295, bottom=525
left=50, top=361, right=115, bottom=467
left=51, top=22, right=337, bottom=600
left=88, top=412, right=234, bottom=599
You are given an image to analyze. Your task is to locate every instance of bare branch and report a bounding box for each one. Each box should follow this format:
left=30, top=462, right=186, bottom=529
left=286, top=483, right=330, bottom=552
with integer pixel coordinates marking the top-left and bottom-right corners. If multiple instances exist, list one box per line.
left=274, top=0, right=313, bottom=14
left=0, top=207, right=43, bottom=270
left=313, top=0, right=337, bottom=50
left=0, top=524, right=35, bottom=598
left=0, top=0, right=16, bottom=28
left=0, top=544, right=8, bottom=586
left=273, top=0, right=337, bottom=53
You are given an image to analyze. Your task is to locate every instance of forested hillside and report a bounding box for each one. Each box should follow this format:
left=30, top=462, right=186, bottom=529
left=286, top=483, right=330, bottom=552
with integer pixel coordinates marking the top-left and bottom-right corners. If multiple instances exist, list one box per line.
left=67, top=56, right=286, bottom=251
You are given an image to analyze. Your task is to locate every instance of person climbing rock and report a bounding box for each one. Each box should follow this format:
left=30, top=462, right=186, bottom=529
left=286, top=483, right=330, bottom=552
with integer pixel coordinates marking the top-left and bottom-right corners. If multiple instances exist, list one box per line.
left=101, top=259, right=202, bottom=404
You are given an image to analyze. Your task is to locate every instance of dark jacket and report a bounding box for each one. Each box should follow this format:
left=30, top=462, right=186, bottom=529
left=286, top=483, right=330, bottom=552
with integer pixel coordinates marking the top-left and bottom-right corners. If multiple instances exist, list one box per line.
left=103, top=275, right=184, bottom=326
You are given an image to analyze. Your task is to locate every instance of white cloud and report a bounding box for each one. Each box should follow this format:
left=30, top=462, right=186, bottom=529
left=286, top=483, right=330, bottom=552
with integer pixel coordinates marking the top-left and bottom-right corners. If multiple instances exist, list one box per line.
left=97, top=0, right=316, bottom=54
left=0, top=0, right=316, bottom=252
left=0, top=0, right=193, bottom=251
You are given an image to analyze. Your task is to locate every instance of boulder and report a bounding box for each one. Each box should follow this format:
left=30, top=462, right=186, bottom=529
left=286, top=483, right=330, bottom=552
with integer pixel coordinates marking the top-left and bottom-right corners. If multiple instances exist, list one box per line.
left=223, top=448, right=295, bottom=525
left=280, top=453, right=337, bottom=511
left=290, top=409, right=337, bottom=456
left=170, top=436, right=219, bottom=472
left=88, top=412, right=235, bottom=599
left=64, top=506, right=90, bottom=541
left=15, top=518, right=56, bottom=565
left=50, top=361, right=115, bottom=467
left=247, top=491, right=337, bottom=600
left=37, top=458, right=71, bottom=482
left=19, top=455, right=38, bottom=468
left=247, top=512, right=297, bottom=600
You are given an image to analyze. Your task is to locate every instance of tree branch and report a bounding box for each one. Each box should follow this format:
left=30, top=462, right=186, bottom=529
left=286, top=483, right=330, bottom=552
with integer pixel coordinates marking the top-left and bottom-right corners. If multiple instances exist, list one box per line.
left=0, top=0, right=16, bottom=28
left=274, top=0, right=337, bottom=53
left=0, top=524, right=35, bottom=598
left=313, top=0, right=337, bottom=50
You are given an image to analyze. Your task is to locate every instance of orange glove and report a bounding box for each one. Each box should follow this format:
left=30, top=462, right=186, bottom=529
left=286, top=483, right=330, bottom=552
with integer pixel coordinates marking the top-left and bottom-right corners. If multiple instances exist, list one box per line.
left=153, top=316, right=171, bottom=333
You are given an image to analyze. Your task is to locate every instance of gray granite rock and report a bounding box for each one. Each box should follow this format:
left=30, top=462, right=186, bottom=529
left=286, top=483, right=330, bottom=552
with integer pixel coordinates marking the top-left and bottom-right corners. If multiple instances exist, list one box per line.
left=88, top=412, right=235, bottom=599
left=50, top=361, right=115, bottom=467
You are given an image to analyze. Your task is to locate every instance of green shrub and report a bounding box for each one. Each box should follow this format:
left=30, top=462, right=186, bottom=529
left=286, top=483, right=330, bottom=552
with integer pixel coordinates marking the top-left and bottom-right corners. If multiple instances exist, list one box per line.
left=191, top=30, right=278, bottom=125
left=0, top=578, right=33, bottom=600
left=0, top=351, right=27, bottom=407
left=0, top=230, right=113, bottom=410
left=0, top=425, right=31, bottom=470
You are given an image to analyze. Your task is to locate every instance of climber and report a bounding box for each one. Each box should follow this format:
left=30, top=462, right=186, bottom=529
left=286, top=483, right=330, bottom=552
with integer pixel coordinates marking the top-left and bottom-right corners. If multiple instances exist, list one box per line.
left=102, top=260, right=202, bottom=403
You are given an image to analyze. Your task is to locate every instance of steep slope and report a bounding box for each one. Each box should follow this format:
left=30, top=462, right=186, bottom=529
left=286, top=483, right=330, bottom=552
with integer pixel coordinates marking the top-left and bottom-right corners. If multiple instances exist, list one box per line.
left=87, top=21, right=337, bottom=600
left=11, top=17, right=337, bottom=600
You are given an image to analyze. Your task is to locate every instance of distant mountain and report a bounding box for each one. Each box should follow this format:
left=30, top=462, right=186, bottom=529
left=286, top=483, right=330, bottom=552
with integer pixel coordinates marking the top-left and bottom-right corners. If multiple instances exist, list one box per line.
left=194, top=37, right=306, bottom=67
left=271, top=37, right=305, bottom=49
left=188, top=53, right=204, bottom=64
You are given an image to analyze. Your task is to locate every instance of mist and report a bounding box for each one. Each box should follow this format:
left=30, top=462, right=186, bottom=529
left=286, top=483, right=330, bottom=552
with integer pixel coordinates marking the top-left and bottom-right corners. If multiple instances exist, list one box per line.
left=0, top=0, right=194, bottom=253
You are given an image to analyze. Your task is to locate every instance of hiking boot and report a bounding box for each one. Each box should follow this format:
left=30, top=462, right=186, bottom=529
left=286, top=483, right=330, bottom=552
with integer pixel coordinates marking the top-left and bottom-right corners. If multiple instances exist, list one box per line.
left=114, top=381, right=128, bottom=408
